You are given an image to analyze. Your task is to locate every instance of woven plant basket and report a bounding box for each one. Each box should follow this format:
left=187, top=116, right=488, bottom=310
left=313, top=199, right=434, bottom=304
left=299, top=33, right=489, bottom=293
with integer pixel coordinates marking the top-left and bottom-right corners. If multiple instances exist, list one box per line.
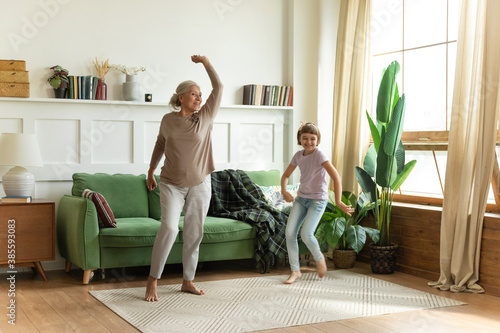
left=332, top=249, right=356, bottom=269
left=370, top=243, right=398, bottom=274
left=0, top=82, right=30, bottom=97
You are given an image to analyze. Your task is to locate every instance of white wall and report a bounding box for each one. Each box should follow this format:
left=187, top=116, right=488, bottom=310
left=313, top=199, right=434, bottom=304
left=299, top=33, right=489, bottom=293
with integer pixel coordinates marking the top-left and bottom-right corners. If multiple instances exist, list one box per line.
left=0, top=0, right=341, bottom=272
left=0, top=0, right=290, bottom=104
left=289, top=0, right=340, bottom=182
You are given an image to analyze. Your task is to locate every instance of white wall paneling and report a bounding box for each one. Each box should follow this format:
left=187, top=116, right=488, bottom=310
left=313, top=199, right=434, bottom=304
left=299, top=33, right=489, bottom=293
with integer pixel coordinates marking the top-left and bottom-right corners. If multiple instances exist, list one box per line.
left=0, top=98, right=292, bottom=191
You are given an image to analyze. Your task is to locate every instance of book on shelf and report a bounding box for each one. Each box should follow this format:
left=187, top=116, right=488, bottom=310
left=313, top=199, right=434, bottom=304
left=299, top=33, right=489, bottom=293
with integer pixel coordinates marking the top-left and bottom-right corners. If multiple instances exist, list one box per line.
left=1, top=196, right=32, bottom=203
left=68, top=76, right=75, bottom=99
left=92, top=77, right=98, bottom=99
left=242, top=84, right=293, bottom=106
left=85, top=75, right=92, bottom=99
left=287, top=86, right=293, bottom=106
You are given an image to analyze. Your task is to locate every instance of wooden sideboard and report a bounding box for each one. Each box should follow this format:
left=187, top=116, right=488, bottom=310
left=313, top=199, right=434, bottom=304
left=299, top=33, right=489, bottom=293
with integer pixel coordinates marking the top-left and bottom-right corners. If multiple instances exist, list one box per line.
left=0, top=199, right=55, bottom=281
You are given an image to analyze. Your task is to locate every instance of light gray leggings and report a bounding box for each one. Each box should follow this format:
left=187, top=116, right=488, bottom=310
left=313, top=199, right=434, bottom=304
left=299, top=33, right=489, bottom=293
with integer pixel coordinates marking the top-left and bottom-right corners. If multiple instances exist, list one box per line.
left=149, top=175, right=211, bottom=280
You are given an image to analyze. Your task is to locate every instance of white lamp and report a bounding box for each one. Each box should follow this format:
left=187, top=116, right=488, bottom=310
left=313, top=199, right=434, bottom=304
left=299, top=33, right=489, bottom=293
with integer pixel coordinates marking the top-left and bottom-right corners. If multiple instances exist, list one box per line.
left=0, top=133, right=43, bottom=197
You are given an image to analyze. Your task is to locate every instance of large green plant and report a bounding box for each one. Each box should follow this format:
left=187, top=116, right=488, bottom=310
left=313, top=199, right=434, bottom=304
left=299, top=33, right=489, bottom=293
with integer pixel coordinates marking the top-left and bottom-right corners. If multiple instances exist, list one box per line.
left=355, top=61, right=416, bottom=246
left=315, top=191, right=379, bottom=253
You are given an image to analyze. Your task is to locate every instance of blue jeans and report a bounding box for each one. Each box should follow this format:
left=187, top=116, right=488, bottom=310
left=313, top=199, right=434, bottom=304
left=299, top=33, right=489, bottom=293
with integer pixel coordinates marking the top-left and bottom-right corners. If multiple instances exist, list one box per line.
left=286, top=196, right=327, bottom=271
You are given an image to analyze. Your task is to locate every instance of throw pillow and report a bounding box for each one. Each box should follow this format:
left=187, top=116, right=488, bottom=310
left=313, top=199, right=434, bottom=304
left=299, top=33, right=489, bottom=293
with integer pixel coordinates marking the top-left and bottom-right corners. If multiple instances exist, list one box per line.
left=259, top=184, right=299, bottom=215
left=82, top=189, right=117, bottom=228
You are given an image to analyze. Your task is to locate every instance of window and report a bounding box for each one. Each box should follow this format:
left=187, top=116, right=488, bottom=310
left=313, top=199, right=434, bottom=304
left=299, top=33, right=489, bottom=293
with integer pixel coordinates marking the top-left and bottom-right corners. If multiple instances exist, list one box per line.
left=369, top=0, right=500, bottom=210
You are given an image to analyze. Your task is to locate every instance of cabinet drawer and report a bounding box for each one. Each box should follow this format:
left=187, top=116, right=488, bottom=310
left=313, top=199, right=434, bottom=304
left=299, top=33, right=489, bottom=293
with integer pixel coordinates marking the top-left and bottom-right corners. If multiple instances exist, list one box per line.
left=0, top=202, right=55, bottom=263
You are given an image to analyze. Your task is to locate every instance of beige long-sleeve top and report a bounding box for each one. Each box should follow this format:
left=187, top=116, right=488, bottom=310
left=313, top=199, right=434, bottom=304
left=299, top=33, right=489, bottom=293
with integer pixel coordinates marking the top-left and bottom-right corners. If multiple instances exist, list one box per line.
left=149, top=66, right=223, bottom=187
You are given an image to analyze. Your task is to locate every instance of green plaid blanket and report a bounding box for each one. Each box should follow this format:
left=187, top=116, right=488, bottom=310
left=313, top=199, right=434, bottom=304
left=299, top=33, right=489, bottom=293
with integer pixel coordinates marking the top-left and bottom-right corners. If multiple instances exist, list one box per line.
left=209, top=169, right=288, bottom=273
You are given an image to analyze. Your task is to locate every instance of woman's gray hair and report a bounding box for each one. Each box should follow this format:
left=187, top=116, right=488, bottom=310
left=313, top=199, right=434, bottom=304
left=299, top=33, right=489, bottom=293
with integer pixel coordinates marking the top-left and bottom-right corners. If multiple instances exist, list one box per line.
left=168, top=80, right=199, bottom=110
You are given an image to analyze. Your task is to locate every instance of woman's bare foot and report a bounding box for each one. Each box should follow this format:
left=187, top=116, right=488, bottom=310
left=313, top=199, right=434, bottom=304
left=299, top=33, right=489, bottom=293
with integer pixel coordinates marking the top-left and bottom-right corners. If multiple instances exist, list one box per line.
left=316, top=256, right=327, bottom=278
left=284, top=270, right=302, bottom=284
left=145, top=275, right=159, bottom=302
left=181, top=280, right=205, bottom=295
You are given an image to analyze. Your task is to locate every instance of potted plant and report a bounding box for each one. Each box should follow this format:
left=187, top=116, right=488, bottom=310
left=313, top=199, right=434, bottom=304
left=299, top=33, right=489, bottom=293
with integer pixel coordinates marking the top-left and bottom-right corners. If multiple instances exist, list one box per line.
left=355, top=60, right=416, bottom=274
left=47, top=65, right=69, bottom=98
left=315, top=190, right=380, bottom=269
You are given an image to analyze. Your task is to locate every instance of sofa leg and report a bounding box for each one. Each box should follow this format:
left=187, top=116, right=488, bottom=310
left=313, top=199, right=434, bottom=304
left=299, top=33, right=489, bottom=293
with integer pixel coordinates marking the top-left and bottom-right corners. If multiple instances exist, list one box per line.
left=83, top=269, right=94, bottom=285
left=65, top=260, right=72, bottom=273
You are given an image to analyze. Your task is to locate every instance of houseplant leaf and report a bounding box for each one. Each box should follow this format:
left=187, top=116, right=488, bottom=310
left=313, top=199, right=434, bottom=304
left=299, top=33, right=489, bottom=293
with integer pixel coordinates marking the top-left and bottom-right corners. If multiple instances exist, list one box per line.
left=383, top=95, right=406, bottom=157
left=355, top=167, right=377, bottom=203
left=49, top=77, right=61, bottom=89
left=376, top=136, right=398, bottom=188
left=326, top=217, right=347, bottom=248
left=314, top=221, right=329, bottom=245
left=320, top=212, right=335, bottom=222
left=391, top=159, right=417, bottom=191
left=364, top=145, right=377, bottom=177
left=395, top=140, right=405, bottom=174
left=345, top=225, right=367, bottom=253
left=360, top=225, right=380, bottom=244
left=367, top=111, right=382, bottom=152
left=376, top=61, right=400, bottom=124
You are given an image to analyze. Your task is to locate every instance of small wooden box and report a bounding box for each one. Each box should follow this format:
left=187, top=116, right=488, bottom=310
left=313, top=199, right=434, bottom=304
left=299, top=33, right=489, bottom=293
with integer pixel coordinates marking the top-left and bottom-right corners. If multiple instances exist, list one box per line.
left=0, top=82, right=30, bottom=97
left=0, top=60, right=26, bottom=71
left=0, top=70, right=29, bottom=83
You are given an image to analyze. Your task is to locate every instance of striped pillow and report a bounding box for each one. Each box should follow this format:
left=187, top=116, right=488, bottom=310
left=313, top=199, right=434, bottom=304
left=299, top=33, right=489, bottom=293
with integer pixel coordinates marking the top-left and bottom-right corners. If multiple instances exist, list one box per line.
left=82, top=189, right=117, bottom=228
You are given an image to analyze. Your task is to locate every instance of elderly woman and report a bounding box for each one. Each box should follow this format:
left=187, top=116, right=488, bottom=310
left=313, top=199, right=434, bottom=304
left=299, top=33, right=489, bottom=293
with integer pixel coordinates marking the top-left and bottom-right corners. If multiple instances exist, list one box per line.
left=145, top=55, right=223, bottom=302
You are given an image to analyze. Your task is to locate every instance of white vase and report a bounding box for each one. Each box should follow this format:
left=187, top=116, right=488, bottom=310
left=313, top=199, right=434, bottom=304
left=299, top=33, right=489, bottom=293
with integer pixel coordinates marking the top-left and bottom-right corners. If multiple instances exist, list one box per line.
left=123, top=75, right=140, bottom=101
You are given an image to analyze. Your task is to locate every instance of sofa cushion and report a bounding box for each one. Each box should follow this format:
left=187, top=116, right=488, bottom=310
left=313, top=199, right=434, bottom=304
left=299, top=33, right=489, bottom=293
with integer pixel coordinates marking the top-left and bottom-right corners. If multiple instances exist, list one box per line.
left=99, top=216, right=256, bottom=248
left=200, top=216, right=256, bottom=243
left=72, top=173, right=149, bottom=218
left=99, top=217, right=162, bottom=247
left=245, top=169, right=280, bottom=186
left=82, top=189, right=117, bottom=228
left=259, top=184, right=299, bottom=214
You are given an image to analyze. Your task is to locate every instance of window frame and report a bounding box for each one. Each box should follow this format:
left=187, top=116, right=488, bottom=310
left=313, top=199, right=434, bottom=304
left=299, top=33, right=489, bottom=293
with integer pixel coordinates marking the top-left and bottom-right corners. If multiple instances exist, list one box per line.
left=371, top=0, right=500, bottom=212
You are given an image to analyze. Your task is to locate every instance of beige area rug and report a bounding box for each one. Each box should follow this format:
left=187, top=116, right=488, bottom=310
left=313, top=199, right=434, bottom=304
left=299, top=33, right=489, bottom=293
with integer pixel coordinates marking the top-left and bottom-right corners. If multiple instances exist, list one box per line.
left=89, top=270, right=465, bottom=333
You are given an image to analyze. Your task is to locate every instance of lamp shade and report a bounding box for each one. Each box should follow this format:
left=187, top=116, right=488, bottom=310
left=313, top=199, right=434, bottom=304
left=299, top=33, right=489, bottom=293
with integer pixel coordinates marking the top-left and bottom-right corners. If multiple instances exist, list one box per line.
left=0, top=133, right=43, bottom=197
left=0, top=133, right=43, bottom=167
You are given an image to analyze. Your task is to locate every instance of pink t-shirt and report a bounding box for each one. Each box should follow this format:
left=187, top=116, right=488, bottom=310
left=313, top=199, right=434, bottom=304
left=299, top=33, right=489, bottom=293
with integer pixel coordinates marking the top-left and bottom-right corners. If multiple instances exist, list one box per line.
left=291, top=148, right=329, bottom=200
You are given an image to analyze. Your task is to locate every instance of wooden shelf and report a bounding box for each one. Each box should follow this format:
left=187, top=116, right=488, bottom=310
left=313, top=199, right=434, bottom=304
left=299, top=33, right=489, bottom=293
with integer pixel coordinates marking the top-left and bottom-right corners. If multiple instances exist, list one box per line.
left=0, top=97, right=169, bottom=107
left=0, top=97, right=293, bottom=110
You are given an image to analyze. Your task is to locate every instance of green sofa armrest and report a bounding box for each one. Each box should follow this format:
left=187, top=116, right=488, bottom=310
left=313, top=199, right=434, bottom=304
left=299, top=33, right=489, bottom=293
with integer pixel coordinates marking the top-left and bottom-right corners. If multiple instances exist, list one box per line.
left=57, top=195, right=100, bottom=270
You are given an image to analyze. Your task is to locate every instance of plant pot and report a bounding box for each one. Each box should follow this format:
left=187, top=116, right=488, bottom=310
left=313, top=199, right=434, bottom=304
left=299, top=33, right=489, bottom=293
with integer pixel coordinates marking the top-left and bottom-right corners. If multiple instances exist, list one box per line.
left=53, top=87, right=67, bottom=98
left=332, top=249, right=356, bottom=269
left=123, top=74, right=140, bottom=101
left=95, top=78, right=107, bottom=100
left=370, top=243, right=398, bottom=274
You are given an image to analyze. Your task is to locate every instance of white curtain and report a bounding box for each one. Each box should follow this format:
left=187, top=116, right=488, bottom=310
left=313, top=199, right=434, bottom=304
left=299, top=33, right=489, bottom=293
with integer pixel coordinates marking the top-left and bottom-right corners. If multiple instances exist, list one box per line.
left=331, top=0, right=371, bottom=194
left=429, top=0, right=500, bottom=293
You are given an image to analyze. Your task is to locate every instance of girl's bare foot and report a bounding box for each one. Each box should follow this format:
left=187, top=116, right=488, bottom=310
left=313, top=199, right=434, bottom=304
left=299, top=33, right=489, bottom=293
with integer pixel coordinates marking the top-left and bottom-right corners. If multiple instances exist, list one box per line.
left=284, top=270, right=302, bottom=284
left=145, top=275, right=159, bottom=301
left=181, top=280, right=205, bottom=295
left=316, top=256, right=327, bottom=278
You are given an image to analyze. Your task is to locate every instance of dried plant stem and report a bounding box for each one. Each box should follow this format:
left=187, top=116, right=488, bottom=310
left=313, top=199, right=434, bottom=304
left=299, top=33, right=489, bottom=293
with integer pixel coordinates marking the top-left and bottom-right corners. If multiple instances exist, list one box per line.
left=93, top=57, right=109, bottom=79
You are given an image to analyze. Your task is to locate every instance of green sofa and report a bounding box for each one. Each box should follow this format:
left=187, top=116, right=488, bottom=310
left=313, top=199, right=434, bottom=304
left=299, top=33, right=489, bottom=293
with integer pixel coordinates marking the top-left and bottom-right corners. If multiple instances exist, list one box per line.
left=57, top=170, right=288, bottom=284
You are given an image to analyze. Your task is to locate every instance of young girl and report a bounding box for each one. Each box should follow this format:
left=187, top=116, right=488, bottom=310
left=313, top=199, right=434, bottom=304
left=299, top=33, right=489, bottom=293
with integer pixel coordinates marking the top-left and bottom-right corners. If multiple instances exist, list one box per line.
left=281, top=122, right=354, bottom=284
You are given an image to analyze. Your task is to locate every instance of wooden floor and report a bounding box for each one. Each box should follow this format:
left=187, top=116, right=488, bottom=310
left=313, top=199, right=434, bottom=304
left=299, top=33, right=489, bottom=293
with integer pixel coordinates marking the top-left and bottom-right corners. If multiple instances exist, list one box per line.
left=1, top=259, right=500, bottom=333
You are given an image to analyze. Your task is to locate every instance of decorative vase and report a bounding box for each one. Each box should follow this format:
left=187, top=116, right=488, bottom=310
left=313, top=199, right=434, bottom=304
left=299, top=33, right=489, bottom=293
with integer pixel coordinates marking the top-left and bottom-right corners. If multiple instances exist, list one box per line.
left=370, top=243, right=398, bottom=274
left=95, top=78, right=107, bottom=100
left=332, top=249, right=357, bottom=269
left=122, top=74, right=140, bottom=101
left=54, top=87, right=67, bottom=98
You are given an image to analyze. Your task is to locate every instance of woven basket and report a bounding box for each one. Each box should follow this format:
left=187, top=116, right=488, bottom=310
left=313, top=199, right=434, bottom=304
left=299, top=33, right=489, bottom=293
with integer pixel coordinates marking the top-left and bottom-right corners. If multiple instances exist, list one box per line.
left=0, top=82, right=30, bottom=97
left=0, top=60, right=26, bottom=71
left=370, top=243, right=398, bottom=274
left=0, top=71, right=29, bottom=83
left=332, top=249, right=356, bottom=269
